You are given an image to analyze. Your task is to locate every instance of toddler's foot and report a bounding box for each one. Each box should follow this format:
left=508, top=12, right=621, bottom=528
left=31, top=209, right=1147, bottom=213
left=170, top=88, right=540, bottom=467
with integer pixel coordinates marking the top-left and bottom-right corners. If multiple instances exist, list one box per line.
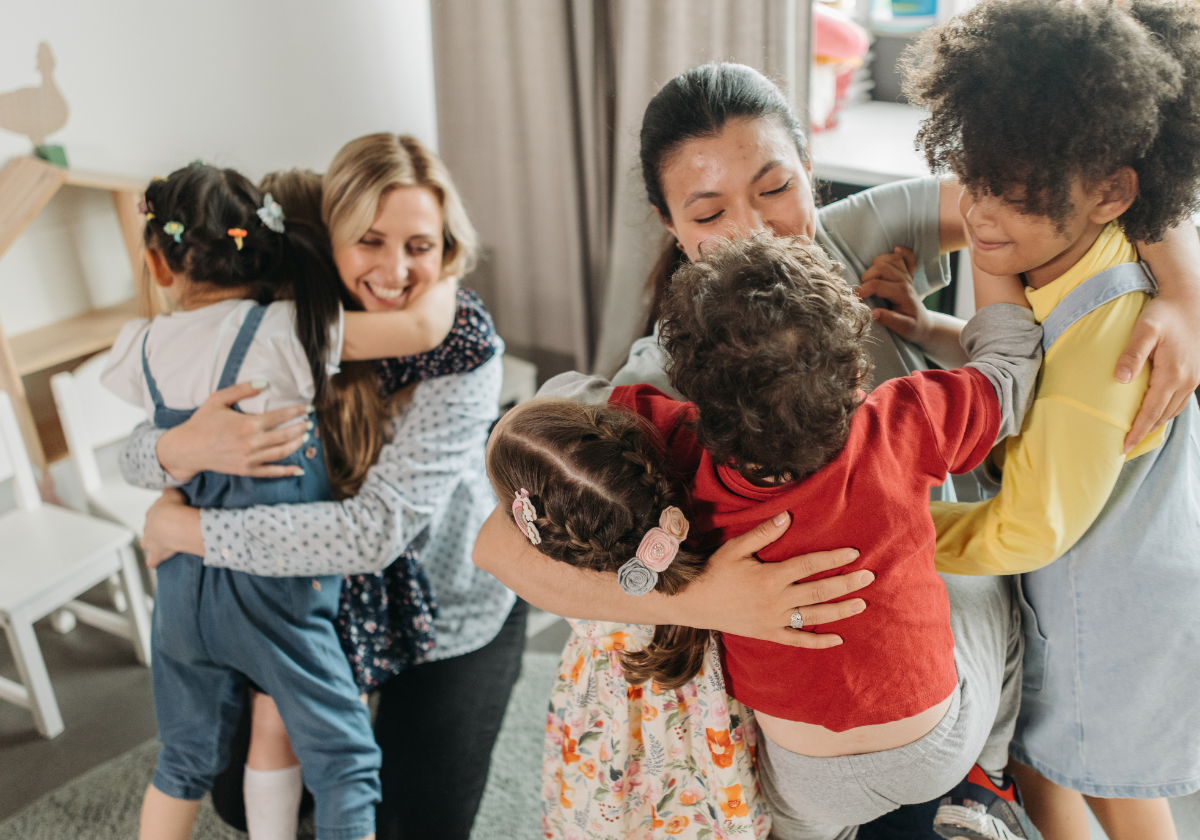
left=933, top=765, right=1043, bottom=840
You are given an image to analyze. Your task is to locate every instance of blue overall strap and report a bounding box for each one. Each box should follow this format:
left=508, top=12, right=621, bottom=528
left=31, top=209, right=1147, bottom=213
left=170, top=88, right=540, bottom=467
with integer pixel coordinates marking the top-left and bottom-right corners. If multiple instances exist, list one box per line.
left=216, top=304, right=269, bottom=391
left=140, top=329, right=168, bottom=412
left=1041, top=261, right=1157, bottom=351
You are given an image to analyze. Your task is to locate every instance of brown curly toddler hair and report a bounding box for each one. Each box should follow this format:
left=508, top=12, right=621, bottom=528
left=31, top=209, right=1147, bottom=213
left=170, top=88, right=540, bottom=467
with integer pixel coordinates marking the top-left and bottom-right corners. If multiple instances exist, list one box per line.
left=902, top=0, right=1200, bottom=243
left=660, top=236, right=873, bottom=484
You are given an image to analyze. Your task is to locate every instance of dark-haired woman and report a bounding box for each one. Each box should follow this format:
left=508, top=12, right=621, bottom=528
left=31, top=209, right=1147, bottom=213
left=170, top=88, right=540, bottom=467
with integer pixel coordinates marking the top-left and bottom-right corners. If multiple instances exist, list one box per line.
left=123, top=136, right=523, bottom=840
left=473, top=62, right=1200, bottom=838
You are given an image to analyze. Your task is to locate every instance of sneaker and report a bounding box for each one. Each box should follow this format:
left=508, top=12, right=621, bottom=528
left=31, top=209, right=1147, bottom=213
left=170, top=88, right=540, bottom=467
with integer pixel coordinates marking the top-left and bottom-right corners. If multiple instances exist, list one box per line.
left=933, top=765, right=1043, bottom=840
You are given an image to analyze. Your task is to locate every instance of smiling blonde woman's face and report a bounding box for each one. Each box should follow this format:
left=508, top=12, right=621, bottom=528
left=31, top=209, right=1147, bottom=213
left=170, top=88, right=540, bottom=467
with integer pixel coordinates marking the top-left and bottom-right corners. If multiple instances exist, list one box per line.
left=333, top=185, right=444, bottom=312
left=659, top=118, right=816, bottom=260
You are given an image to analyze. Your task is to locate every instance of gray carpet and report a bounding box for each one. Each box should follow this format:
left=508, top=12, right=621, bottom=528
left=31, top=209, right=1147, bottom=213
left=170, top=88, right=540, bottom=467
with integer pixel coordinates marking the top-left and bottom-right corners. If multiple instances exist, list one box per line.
left=0, top=651, right=558, bottom=840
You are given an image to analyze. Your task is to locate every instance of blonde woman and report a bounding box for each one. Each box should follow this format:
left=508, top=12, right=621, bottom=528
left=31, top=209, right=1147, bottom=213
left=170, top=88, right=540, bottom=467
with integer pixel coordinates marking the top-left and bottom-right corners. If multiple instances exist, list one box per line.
left=127, top=134, right=522, bottom=840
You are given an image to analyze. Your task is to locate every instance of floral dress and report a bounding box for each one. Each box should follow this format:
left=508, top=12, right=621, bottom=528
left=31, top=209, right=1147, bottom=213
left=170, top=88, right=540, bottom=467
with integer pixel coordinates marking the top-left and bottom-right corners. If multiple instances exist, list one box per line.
left=335, top=288, right=500, bottom=691
left=543, top=620, right=770, bottom=840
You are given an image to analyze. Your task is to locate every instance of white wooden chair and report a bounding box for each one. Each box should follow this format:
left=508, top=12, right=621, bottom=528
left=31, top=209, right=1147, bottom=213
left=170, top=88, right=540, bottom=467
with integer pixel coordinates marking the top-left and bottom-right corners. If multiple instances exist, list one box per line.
left=51, top=351, right=158, bottom=618
left=0, top=391, right=151, bottom=738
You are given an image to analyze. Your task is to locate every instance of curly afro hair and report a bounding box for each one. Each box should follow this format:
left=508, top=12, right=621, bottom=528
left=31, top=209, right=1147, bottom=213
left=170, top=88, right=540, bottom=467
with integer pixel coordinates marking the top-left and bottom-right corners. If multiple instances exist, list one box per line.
left=902, top=0, right=1200, bottom=243
left=660, top=235, right=873, bottom=484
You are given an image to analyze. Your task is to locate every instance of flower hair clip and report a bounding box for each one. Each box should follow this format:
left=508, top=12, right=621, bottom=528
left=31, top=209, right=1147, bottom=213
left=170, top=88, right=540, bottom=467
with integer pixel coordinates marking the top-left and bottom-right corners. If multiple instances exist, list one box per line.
left=162, top=221, right=184, bottom=243
left=228, top=228, right=248, bottom=250
left=512, top=489, right=542, bottom=546
left=618, top=506, right=690, bottom=596
left=257, top=193, right=286, bottom=233
left=137, top=194, right=153, bottom=218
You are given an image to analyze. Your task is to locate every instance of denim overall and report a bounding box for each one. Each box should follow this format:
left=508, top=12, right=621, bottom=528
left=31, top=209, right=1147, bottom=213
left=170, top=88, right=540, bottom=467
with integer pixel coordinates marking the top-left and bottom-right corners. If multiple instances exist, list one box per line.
left=1009, top=263, right=1200, bottom=798
left=145, top=305, right=381, bottom=840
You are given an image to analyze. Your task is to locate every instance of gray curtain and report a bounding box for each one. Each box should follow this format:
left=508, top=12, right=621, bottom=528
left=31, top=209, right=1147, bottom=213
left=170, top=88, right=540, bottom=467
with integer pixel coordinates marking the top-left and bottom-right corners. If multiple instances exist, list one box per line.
left=432, top=0, right=811, bottom=374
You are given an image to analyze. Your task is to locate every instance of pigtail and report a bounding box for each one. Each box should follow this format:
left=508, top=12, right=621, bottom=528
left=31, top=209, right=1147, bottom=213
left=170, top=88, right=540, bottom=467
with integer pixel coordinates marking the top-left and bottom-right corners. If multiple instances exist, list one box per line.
left=487, top=400, right=714, bottom=688
left=278, top=221, right=342, bottom=404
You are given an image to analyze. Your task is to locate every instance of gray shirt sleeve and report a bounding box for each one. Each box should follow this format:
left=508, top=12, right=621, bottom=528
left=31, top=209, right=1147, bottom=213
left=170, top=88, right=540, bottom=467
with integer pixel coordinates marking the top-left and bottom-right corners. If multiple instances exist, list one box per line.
left=199, top=357, right=502, bottom=577
left=817, top=176, right=949, bottom=298
left=119, top=422, right=184, bottom=489
left=961, top=303, right=1044, bottom=441
left=608, top=327, right=683, bottom=398
left=537, top=371, right=616, bottom=405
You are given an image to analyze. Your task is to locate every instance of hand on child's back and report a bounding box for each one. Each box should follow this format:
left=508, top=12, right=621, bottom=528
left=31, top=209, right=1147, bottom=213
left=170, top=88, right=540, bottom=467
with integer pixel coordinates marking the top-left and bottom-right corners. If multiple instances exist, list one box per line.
left=855, top=247, right=933, bottom=344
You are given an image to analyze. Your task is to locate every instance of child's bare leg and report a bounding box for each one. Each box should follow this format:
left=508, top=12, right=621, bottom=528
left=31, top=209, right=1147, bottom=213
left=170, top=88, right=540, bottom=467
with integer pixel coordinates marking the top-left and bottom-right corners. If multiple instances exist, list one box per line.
left=1084, top=796, right=1178, bottom=840
left=244, top=691, right=303, bottom=840
left=1008, top=760, right=1090, bottom=840
left=139, top=784, right=201, bottom=840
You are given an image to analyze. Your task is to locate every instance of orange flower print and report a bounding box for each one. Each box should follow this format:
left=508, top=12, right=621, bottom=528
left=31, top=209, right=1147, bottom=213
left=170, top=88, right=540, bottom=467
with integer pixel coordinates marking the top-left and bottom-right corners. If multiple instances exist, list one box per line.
left=719, top=784, right=749, bottom=819
left=600, top=631, right=633, bottom=651
left=651, top=805, right=664, bottom=829
left=665, top=815, right=690, bottom=834
left=642, top=703, right=659, bottom=721
left=569, top=655, right=585, bottom=684
left=562, top=725, right=582, bottom=765
left=627, top=684, right=644, bottom=702
left=706, top=728, right=735, bottom=768
left=579, top=759, right=596, bottom=779
left=600, top=741, right=611, bottom=762
left=678, top=787, right=704, bottom=805
left=559, top=773, right=575, bottom=809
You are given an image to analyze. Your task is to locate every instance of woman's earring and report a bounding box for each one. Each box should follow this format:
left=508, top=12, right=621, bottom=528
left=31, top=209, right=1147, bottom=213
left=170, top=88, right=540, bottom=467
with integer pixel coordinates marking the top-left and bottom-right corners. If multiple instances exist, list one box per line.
left=675, top=240, right=684, bottom=252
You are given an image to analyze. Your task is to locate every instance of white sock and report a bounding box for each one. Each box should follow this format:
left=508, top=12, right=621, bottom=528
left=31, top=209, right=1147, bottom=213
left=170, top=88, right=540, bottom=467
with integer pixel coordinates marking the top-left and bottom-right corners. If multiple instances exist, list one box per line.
left=243, top=764, right=303, bottom=840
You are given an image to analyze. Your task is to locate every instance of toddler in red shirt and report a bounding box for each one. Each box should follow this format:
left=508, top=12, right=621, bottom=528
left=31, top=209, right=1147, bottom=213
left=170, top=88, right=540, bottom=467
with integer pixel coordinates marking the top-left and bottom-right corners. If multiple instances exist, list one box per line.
left=488, top=236, right=1044, bottom=839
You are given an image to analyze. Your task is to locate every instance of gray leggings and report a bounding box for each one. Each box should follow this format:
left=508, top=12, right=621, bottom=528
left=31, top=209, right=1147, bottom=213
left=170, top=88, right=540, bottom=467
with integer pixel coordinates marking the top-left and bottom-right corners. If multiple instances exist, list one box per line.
left=759, top=574, right=1023, bottom=840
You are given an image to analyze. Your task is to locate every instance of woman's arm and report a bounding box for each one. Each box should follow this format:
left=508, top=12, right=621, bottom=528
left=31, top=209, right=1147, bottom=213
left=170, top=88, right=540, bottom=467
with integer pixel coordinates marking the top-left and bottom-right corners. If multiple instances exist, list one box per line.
left=159, top=359, right=501, bottom=576
left=474, top=505, right=872, bottom=648
left=341, top=276, right=459, bottom=361
left=1124, top=224, right=1200, bottom=451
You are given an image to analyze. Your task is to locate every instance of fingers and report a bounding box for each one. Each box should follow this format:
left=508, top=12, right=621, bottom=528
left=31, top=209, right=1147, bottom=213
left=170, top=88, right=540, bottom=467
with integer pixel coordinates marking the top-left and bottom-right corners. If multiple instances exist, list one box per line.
left=771, top=547, right=861, bottom=582
left=252, top=423, right=309, bottom=456
left=790, top=598, right=867, bottom=628
left=210, top=381, right=266, bottom=409
left=773, top=629, right=845, bottom=649
left=1125, top=377, right=1172, bottom=453
left=723, top=511, right=792, bottom=559
left=894, top=246, right=918, bottom=273
left=789, top=568, right=874, bottom=607
left=257, top=403, right=312, bottom=432
left=1115, top=320, right=1157, bottom=385
left=250, top=440, right=307, bottom=472
left=872, top=309, right=918, bottom=339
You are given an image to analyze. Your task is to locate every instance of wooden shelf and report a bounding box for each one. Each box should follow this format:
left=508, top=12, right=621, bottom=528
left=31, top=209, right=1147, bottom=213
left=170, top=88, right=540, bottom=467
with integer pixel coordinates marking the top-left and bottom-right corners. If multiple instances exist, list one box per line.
left=64, top=168, right=147, bottom=193
left=9, top=298, right=140, bottom=376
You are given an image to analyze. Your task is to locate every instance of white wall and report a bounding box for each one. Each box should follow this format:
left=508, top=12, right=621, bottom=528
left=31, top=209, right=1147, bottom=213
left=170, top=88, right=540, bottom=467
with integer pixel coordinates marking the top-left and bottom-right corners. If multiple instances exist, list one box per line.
left=0, top=0, right=437, bottom=336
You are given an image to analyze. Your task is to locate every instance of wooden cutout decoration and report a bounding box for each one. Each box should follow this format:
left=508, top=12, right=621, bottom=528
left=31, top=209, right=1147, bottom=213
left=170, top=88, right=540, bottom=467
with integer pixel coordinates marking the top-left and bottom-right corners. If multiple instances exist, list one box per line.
left=0, top=43, right=69, bottom=149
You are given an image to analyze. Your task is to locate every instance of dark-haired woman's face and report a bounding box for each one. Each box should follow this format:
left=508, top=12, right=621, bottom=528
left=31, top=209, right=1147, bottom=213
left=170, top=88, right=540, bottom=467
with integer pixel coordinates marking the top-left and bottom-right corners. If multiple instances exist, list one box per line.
left=334, top=185, right=445, bottom=311
left=659, top=118, right=815, bottom=260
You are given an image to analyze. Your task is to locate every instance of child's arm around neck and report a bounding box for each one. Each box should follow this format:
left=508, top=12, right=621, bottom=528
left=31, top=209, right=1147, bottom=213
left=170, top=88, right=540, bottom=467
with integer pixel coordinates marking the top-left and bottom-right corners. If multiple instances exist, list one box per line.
left=341, top=276, right=459, bottom=361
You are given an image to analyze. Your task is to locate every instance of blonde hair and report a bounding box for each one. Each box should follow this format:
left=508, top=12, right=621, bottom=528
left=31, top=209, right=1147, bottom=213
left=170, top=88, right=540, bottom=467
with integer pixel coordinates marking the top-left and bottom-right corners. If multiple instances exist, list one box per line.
left=322, top=133, right=478, bottom=278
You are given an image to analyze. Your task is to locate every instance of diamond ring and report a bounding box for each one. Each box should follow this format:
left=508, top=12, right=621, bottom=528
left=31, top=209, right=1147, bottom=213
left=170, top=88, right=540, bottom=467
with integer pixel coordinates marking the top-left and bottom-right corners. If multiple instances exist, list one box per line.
left=790, top=611, right=804, bottom=630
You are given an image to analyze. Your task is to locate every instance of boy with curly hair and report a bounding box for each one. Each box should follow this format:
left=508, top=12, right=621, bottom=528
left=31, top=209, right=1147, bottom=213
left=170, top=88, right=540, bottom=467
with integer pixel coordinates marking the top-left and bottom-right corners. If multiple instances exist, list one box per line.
left=900, top=0, right=1200, bottom=837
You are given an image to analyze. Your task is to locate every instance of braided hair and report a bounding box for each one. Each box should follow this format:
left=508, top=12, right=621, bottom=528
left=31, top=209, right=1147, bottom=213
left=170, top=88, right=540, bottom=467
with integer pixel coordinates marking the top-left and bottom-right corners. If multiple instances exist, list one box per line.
left=487, top=398, right=712, bottom=688
left=141, top=162, right=341, bottom=401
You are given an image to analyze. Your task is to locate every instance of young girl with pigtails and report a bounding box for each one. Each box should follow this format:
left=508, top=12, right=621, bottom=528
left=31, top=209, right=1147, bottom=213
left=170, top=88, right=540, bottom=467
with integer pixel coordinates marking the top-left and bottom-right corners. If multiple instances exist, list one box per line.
left=101, top=162, right=458, bottom=840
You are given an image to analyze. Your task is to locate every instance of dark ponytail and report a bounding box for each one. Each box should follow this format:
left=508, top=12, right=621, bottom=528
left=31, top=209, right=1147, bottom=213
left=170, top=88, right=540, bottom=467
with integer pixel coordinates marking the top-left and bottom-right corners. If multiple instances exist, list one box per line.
left=638, top=62, right=810, bottom=322
left=142, top=163, right=342, bottom=401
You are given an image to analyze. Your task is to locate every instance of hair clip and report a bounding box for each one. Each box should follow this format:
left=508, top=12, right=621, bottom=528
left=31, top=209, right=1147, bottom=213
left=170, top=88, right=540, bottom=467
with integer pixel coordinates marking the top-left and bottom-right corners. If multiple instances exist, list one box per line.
left=257, top=193, right=286, bottom=233
left=228, top=228, right=247, bottom=250
left=137, top=194, right=151, bottom=215
left=635, top=506, right=689, bottom=573
left=617, top=557, right=658, bottom=596
left=162, top=221, right=184, bottom=243
left=511, top=489, right=542, bottom=545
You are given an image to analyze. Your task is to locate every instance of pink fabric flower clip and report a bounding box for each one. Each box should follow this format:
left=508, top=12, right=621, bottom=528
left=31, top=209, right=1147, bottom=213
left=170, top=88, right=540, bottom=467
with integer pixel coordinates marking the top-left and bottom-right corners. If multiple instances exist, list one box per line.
left=635, top=506, right=690, bottom=572
left=511, top=488, right=542, bottom=546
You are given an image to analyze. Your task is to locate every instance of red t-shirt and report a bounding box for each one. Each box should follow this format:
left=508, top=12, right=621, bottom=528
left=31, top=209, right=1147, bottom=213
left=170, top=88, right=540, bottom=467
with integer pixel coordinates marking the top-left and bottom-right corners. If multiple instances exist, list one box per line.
left=610, top=367, right=1000, bottom=732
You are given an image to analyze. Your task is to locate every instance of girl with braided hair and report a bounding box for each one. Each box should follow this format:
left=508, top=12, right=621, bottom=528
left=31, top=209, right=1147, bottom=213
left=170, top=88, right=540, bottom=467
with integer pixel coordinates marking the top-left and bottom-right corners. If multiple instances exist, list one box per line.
left=486, top=397, right=771, bottom=839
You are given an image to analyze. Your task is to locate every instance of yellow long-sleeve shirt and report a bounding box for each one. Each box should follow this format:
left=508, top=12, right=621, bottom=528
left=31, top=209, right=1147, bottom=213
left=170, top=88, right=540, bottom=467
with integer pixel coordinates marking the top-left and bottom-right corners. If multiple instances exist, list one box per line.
left=932, top=223, right=1164, bottom=575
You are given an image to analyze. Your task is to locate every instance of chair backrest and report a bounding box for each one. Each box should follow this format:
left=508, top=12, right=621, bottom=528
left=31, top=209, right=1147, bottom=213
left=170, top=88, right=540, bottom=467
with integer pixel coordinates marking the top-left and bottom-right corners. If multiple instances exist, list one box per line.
left=51, top=351, right=147, bottom=494
left=0, top=391, right=42, bottom=511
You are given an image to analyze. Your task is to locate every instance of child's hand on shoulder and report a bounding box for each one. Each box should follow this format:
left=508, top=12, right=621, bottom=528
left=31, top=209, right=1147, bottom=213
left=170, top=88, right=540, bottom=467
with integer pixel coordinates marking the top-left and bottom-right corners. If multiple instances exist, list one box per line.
left=856, top=247, right=933, bottom=344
